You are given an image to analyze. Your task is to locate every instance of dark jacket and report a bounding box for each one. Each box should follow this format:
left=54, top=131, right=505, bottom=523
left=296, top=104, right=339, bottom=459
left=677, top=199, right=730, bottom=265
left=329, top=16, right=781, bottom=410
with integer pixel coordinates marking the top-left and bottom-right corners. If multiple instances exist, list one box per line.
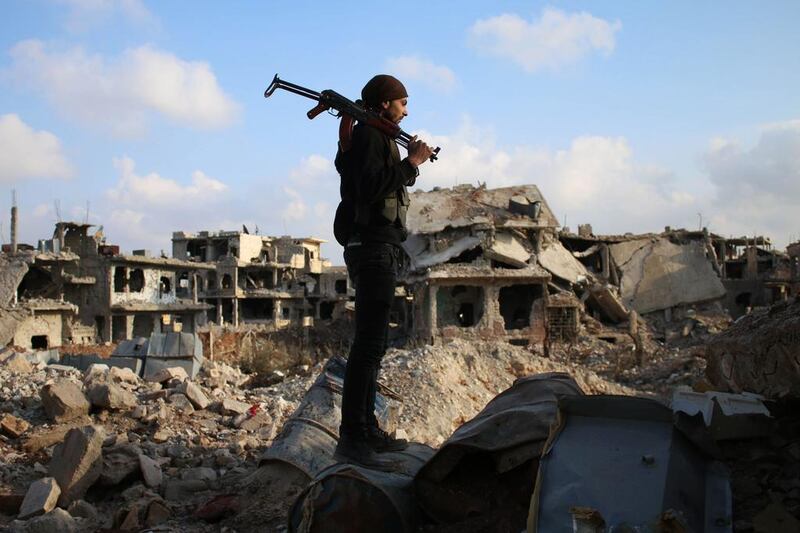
left=336, top=123, right=417, bottom=245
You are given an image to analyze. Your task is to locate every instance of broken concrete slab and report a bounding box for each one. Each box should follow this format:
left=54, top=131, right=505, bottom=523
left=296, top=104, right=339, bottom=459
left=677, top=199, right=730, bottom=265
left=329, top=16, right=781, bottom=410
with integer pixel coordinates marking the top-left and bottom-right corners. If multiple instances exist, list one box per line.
left=404, top=234, right=482, bottom=270
left=99, top=444, right=142, bottom=487
left=86, top=382, right=137, bottom=411
left=147, top=366, right=188, bottom=384
left=40, top=381, right=90, bottom=423
left=178, top=381, right=209, bottom=410
left=614, top=238, right=726, bottom=314
left=485, top=232, right=531, bottom=268
left=22, top=417, right=92, bottom=453
left=538, top=240, right=591, bottom=285
left=586, top=284, right=629, bottom=323
left=48, top=425, right=105, bottom=507
left=138, top=454, right=163, bottom=488
left=18, top=477, right=61, bottom=519
left=220, top=398, right=250, bottom=416
left=109, top=366, right=139, bottom=384
left=168, top=393, right=195, bottom=414
left=0, top=413, right=31, bottom=438
left=608, top=238, right=653, bottom=268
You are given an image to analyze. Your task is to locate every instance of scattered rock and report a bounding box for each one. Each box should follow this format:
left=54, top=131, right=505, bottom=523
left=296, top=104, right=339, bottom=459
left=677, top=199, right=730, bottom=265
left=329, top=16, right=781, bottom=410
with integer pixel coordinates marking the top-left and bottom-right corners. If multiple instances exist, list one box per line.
left=3, top=353, right=33, bottom=373
left=147, top=366, right=188, bottom=384
left=238, top=411, right=273, bottom=433
left=168, top=393, right=195, bottom=414
left=109, top=366, right=139, bottom=384
left=145, top=500, right=171, bottom=527
left=48, top=425, right=105, bottom=507
left=86, top=382, right=137, bottom=411
left=0, top=413, right=30, bottom=438
left=220, top=398, right=251, bottom=415
left=18, top=477, right=61, bottom=519
left=98, top=444, right=142, bottom=486
left=40, top=381, right=90, bottom=423
left=19, top=507, right=76, bottom=533
left=178, top=381, right=210, bottom=410
left=138, top=454, right=163, bottom=488
left=22, top=418, right=92, bottom=453
left=83, top=364, right=109, bottom=384
left=66, top=499, right=98, bottom=520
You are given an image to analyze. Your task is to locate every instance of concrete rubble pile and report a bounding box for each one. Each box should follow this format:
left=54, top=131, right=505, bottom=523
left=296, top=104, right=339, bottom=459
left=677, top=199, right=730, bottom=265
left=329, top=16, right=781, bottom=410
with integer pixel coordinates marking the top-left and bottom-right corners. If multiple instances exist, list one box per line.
left=0, top=348, right=316, bottom=532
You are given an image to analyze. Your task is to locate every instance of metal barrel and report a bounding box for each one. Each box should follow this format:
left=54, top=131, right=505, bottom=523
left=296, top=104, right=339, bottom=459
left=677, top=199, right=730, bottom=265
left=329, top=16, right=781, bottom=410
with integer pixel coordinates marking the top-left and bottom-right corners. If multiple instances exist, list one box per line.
left=259, top=355, right=398, bottom=482
left=288, top=443, right=435, bottom=533
left=413, top=372, right=584, bottom=529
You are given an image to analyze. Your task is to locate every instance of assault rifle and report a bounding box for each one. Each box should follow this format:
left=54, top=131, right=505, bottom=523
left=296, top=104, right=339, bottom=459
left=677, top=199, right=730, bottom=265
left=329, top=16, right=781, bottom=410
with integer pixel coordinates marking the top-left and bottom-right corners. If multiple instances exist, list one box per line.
left=264, top=74, right=440, bottom=161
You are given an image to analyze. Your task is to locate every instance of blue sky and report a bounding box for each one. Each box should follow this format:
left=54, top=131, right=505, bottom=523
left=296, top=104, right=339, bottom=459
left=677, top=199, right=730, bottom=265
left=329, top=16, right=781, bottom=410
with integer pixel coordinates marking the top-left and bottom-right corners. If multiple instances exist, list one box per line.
left=1, top=1, right=798, bottom=264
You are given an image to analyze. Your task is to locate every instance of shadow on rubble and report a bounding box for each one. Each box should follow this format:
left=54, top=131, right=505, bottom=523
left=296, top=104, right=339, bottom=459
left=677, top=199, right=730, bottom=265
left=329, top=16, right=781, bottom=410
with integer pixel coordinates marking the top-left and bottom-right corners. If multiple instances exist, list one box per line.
left=234, top=350, right=800, bottom=533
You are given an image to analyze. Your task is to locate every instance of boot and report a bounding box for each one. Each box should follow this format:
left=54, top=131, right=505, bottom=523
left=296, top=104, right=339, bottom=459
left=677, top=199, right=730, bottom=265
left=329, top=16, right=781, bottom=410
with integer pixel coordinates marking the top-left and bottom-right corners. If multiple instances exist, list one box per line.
left=367, top=424, right=408, bottom=452
left=334, top=429, right=400, bottom=471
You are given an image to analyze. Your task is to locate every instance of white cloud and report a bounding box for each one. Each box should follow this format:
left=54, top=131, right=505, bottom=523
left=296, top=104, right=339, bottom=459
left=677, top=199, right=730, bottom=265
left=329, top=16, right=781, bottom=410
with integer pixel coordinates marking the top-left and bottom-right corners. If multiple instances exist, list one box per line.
left=278, top=155, right=340, bottom=258
left=107, top=156, right=227, bottom=206
left=289, top=154, right=333, bottom=187
left=385, top=56, right=457, bottom=93
left=702, top=120, right=800, bottom=246
left=55, top=0, right=158, bottom=32
left=0, top=114, right=73, bottom=182
left=409, top=117, right=697, bottom=235
left=6, top=40, right=240, bottom=136
left=468, top=7, right=622, bottom=73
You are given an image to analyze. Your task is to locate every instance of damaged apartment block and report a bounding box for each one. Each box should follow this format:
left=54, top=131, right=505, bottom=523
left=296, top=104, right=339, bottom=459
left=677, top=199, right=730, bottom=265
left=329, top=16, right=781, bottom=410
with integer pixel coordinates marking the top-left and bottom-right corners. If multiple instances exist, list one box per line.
left=400, top=183, right=800, bottom=349
left=172, top=230, right=351, bottom=328
left=402, top=184, right=565, bottom=347
left=2, top=222, right=214, bottom=347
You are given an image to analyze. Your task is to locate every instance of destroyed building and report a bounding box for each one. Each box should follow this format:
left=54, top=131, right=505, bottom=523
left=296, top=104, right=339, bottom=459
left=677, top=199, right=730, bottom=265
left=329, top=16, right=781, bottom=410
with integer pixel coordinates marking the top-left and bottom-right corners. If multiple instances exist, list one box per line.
left=2, top=222, right=213, bottom=348
left=558, top=226, right=799, bottom=322
left=402, top=184, right=564, bottom=347
left=399, top=183, right=797, bottom=349
left=172, top=230, right=351, bottom=328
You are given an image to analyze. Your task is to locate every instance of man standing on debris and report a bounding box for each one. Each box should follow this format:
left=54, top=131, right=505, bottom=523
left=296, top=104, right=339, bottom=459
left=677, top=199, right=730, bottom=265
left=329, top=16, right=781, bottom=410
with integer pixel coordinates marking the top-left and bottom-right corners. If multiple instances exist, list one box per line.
left=334, top=74, right=434, bottom=468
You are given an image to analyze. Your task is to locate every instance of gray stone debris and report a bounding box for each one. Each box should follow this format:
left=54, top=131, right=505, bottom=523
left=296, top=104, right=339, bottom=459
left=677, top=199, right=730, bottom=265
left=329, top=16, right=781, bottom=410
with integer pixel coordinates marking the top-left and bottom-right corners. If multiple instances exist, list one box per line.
left=178, top=380, right=210, bottom=410
left=168, top=393, right=195, bottom=414
left=18, top=477, right=61, bottom=519
left=40, top=380, right=90, bottom=423
left=48, top=425, right=105, bottom=507
left=21, top=508, right=77, bottom=533
left=147, top=366, right=189, bottom=384
left=86, top=382, right=137, bottom=411
left=66, top=499, right=98, bottom=520
left=108, top=366, right=139, bottom=384
left=98, top=444, right=142, bottom=486
left=138, top=454, right=163, bottom=488
left=220, top=398, right=250, bottom=415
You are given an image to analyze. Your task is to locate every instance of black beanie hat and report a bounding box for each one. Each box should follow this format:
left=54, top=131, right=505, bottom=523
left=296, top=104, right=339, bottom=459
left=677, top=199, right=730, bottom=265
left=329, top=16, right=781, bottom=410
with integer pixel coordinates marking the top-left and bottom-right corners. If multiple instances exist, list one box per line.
left=361, top=74, right=408, bottom=108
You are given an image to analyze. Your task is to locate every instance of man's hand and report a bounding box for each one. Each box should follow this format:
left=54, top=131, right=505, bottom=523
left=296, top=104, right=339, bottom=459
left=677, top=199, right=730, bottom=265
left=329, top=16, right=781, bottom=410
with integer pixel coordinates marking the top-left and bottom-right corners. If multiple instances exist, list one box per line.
left=407, top=136, right=435, bottom=167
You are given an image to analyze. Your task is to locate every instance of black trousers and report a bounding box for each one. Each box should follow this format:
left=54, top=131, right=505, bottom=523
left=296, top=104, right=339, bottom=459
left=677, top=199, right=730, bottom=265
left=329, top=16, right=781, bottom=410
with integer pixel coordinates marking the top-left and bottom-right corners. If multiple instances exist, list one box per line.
left=340, top=242, right=400, bottom=435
